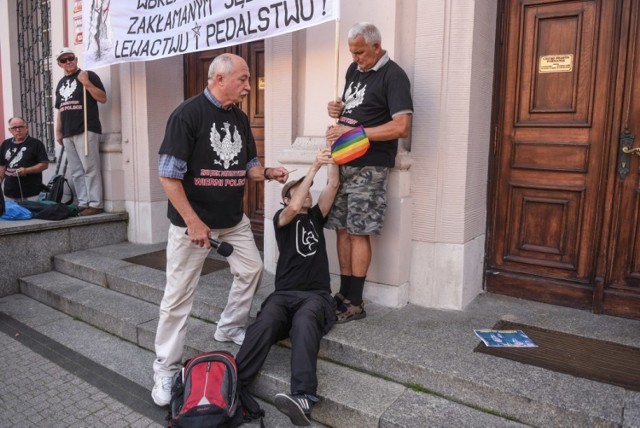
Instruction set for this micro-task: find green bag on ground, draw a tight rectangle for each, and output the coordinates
[18,200,79,220]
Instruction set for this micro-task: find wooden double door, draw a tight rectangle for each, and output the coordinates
[487,0,640,319]
[184,42,266,248]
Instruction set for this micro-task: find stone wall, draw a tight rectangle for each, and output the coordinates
[0,214,128,296]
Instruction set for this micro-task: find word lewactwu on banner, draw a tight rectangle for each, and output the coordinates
[83,0,340,69]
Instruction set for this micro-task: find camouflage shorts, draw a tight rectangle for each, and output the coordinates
[326,166,389,235]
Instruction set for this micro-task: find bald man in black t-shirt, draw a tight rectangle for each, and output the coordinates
[151,54,290,407]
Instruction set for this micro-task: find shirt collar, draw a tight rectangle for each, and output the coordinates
[358,51,390,72]
[12,135,28,144]
[203,88,231,110]
[66,68,81,77]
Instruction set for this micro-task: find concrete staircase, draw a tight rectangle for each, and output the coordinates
[8,228,639,427]
[12,240,524,428]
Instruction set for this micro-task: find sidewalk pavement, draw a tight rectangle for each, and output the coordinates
[0,310,166,428]
[0,297,324,428]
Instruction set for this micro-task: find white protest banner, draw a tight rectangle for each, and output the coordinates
[83,0,340,69]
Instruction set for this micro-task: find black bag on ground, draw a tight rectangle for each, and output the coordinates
[44,174,71,204]
[43,146,73,205]
[0,189,4,216]
[18,200,77,220]
[168,350,244,428]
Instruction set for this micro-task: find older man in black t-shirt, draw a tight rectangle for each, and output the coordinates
[54,47,107,216]
[0,117,49,201]
[326,22,413,323]
[151,53,290,408]
[235,147,339,426]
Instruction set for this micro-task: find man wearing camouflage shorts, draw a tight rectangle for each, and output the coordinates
[328,166,388,235]
[326,22,413,323]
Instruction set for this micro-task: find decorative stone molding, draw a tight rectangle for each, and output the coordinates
[278,136,414,170]
[100,132,123,153]
[278,136,326,165]
[395,148,413,171]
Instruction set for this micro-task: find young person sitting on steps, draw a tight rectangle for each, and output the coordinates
[235,146,339,426]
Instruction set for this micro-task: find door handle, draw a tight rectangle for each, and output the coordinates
[618,129,636,179]
[622,146,640,157]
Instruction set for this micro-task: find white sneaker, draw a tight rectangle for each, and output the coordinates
[151,374,173,406]
[214,328,245,345]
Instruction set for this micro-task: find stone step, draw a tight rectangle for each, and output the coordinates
[44,242,631,427]
[0,211,128,297]
[0,294,325,428]
[52,243,274,323]
[18,269,521,427]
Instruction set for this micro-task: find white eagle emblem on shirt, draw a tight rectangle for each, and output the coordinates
[210,121,242,169]
[59,79,77,102]
[343,81,367,114]
[7,147,25,168]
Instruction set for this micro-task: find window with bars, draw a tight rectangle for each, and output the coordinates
[17,0,55,161]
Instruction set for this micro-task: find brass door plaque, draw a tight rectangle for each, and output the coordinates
[538,54,573,73]
[258,77,265,90]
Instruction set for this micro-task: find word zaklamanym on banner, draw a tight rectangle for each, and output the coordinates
[83,0,339,68]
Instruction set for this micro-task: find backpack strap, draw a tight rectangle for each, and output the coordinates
[55,145,65,175]
[239,387,265,427]
[62,178,74,205]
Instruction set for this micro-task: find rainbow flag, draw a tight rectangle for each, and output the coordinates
[331,125,370,165]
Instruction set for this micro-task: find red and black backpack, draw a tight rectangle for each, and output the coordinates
[168,351,243,428]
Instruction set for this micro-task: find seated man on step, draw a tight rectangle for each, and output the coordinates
[236,146,339,426]
[0,117,49,202]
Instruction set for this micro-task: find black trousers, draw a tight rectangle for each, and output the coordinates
[236,290,335,395]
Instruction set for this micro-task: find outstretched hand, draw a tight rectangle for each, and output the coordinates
[268,166,289,183]
[314,148,334,168]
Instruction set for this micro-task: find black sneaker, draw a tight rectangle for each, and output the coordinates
[274,393,315,426]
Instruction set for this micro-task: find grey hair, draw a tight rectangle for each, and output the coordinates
[8,116,26,125]
[208,54,235,79]
[348,22,381,45]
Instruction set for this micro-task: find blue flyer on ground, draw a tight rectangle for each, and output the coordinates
[474,329,538,347]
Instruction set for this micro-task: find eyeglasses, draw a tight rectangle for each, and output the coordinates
[58,56,76,64]
[9,126,26,131]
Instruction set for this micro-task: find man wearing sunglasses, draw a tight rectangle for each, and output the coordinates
[0,117,49,201]
[54,47,107,216]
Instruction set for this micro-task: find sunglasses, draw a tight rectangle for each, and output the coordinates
[58,56,76,64]
[9,125,26,131]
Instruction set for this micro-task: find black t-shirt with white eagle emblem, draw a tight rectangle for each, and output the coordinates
[337,59,413,167]
[159,92,257,229]
[55,69,104,137]
[0,136,49,198]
